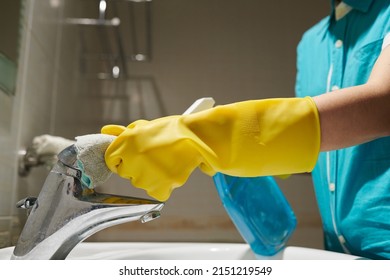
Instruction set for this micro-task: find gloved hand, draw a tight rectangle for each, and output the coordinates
[102,97,320,201]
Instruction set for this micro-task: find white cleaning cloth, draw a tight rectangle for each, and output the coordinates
[74,134,116,188]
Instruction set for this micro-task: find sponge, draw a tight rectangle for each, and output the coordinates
[74,134,116,188]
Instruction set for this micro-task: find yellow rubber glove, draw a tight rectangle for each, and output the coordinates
[102,97,320,201]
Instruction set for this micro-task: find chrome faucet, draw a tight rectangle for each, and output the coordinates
[12,144,164,260]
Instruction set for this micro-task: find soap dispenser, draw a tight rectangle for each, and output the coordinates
[213,173,297,258]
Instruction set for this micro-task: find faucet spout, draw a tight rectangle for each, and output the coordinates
[12,144,164,260]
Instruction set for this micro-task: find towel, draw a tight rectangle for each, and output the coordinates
[74,134,116,188]
[32,134,76,156]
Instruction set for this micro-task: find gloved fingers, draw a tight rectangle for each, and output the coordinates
[101,119,150,136]
[104,151,122,174]
[131,171,191,202]
[101,124,127,136]
[104,136,128,174]
[130,178,174,202]
[118,143,200,201]
[127,155,197,201]
[147,188,173,202]
[127,119,149,129]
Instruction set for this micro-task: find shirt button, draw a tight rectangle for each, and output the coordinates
[331,85,340,91]
[338,235,346,245]
[335,39,343,48]
[329,183,336,192]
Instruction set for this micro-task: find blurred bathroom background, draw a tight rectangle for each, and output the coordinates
[0,0,329,249]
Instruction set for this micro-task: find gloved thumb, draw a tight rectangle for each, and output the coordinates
[101,124,126,136]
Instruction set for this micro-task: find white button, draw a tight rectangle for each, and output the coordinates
[329,183,336,192]
[331,85,340,91]
[338,235,346,244]
[335,39,343,48]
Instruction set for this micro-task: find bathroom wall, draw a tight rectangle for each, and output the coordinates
[0,0,329,249]
[0,0,81,247]
[67,0,329,248]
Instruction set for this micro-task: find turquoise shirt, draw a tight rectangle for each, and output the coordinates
[295,0,390,259]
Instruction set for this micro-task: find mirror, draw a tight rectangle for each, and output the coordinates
[0,0,22,96]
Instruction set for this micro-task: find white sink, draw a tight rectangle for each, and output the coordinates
[0,242,360,260]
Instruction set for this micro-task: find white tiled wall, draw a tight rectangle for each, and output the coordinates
[0,0,328,250]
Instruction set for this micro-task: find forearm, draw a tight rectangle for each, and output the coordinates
[313,85,390,151]
[313,46,390,151]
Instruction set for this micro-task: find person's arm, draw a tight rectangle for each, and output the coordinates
[313,46,390,151]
